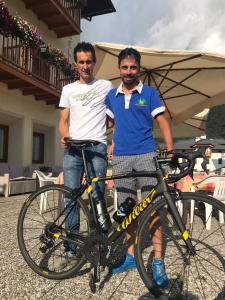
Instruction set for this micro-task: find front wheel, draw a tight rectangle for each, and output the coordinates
[17,184,91,280]
[135,192,225,299]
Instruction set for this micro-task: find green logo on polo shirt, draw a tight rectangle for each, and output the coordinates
[135,98,147,106]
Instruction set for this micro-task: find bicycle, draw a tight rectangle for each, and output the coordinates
[17,139,225,300]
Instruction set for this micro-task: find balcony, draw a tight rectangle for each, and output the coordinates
[22,0,84,37]
[0,34,74,106]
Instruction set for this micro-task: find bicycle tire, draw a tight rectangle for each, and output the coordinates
[17,184,91,280]
[135,192,225,299]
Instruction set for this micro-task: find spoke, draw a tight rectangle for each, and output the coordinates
[24,236,42,242]
[166,255,185,270]
[190,208,213,244]
[28,202,51,224]
[193,256,207,299]
[34,247,43,260]
[197,240,225,252]
[23,227,45,230]
[196,252,225,273]
[219,223,225,240]
[45,189,59,221]
[23,215,48,226]
[186,257,190,298]
[196,248,225,256]
[168,260,187,296]
[26,239,42,253]
[188,258,205,299]
[194,222,225,249]
[194,255,221,293]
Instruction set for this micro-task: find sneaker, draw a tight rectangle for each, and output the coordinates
[53,250,80,271]
[152,258,169,288]
[111,253,136,274]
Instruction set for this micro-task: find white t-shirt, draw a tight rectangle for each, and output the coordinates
[59,79,113,143]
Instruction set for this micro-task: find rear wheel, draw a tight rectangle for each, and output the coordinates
[17,184,91,280]
[135,192,225,299]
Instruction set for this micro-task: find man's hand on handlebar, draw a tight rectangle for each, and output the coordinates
[157,145,211,183]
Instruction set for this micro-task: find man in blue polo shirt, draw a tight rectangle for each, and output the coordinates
[106,48,173,287]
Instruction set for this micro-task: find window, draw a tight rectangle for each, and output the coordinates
[32,132,44,163]
[0,124,9,162]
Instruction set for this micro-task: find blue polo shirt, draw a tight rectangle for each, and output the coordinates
[106,82,165,155]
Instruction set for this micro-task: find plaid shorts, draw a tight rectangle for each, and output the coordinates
[112,152,157,205]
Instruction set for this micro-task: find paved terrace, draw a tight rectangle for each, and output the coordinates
[0,194,156,300]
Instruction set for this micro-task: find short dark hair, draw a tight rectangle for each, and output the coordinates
[118,47,141,66]
[73,41,96,63]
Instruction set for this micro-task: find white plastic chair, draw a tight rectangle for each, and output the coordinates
[35,170,57,214]
[191,175,225,230]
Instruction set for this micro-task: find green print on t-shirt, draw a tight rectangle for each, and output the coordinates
[71,90,100,102]
[135,98,147,106]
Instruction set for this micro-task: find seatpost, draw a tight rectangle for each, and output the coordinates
[81,146,100,226]
[81,147,90,181]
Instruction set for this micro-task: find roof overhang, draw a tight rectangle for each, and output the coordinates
[81,0,116,21]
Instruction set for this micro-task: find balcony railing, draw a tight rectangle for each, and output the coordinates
[0,34,73,92]
[22,0,84,37]
[59,0,82,22]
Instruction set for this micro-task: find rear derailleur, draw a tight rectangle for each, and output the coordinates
[39,222,62,253]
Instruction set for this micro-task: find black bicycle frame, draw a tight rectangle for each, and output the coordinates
[59,148,195,254]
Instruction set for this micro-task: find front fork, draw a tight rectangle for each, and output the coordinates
[164,191,196,256]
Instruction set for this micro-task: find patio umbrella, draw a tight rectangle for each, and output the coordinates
[154,108,209,138]
[94,42,225,124]
[159,138,225,151]
[184,108,209,131]
[158,139,195,150]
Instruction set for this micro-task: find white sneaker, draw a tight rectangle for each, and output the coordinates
[53,251,80,271]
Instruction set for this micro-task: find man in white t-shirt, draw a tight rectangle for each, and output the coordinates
[59,42,112,252]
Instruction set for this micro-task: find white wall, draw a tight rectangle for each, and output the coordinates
[0,83,63,167]
[0,1,81,168]
[9,118,23,165]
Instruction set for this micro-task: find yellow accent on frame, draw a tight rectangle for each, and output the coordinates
[53,233,61,239]
[117,188,156,231]
[183,230,189,240]
[87,185,93,193]
[92,177,99,182]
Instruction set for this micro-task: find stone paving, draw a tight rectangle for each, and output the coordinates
[2,193,225,300]
[0,194,155,300]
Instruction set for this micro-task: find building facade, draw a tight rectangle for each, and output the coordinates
[0,0,115,171]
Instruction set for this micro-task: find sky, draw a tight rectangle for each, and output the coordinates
[81,0,225,53]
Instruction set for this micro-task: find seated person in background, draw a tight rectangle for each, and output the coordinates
[176,173,215,193]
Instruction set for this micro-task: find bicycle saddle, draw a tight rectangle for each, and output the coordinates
[64,137,100,148]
